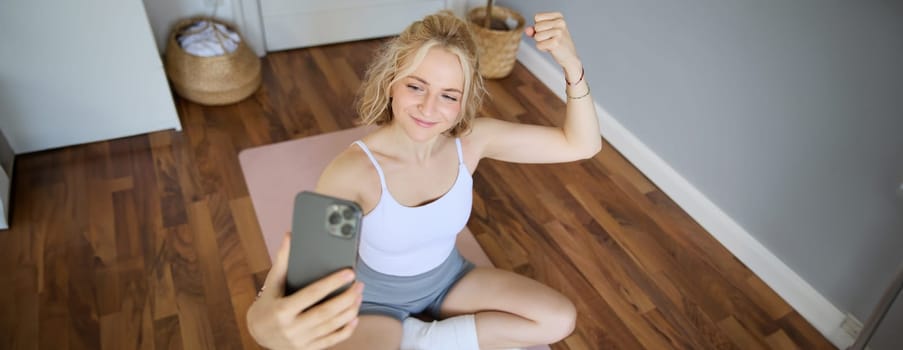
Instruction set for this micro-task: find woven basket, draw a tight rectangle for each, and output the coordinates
[164,17,261,106]
[466,6,525,79]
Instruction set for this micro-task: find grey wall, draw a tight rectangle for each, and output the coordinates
[494,0,903,347]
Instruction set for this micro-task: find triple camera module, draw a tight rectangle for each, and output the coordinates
[324,203,359,239]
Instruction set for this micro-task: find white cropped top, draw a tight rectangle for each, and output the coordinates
[353,139,473,276]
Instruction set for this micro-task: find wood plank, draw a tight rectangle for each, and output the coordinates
[775,312,836,350]
[765,329,800,350]
[109,176,134,192]
[334,58,363,95]
[309,46,344,95]
[230,197,271,273]
[121,135,166,272]
[149,131,189,228]
[485,79,527,117]
[595,141,657,195]
[37,184,70,350]
[175,292,216,350]
[153,315,182,350]
[186,201,244,349]
[543,220,673,349]
[100,312,123,350]
[62,142,94,335]
[120,258,155,350]
[113,190,143,262]
[718,316,770,350]
[14,267,40,350]
[744,274,793,320]
[294,52,341,132]
[230,291,263,350]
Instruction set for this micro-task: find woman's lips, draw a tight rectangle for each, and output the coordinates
[412,116,437,128]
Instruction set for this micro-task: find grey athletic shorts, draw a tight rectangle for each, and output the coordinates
[357,247,475,321]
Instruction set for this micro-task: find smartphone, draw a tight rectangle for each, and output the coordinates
[285,191,362,299]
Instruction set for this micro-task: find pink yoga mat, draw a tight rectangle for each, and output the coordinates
[238,126,549,350]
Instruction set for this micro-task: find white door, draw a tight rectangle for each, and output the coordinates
[0,0,182,154]
[260,0,446,51]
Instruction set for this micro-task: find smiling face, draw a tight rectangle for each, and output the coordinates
[389,46,465,142]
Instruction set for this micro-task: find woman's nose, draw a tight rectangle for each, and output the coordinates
[420,95,438,117]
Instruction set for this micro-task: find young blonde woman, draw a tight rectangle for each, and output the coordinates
[247,10,600,350]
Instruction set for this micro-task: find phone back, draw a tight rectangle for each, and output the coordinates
[285,191,362,296]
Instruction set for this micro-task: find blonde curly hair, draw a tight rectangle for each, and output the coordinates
[355,11,485,136]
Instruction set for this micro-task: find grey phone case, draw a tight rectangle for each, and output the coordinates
[285,191,362,297]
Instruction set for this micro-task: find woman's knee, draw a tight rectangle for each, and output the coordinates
[537,294,577,343]
[330,315,402,350]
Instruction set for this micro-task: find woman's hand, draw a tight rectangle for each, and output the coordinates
[246,234,363,349]
[525,12,582,83]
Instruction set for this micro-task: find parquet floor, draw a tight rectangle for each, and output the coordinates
[0,38,836,349]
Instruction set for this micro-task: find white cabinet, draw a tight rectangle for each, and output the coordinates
[0,0,182,154]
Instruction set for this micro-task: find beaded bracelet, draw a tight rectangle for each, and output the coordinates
[565,67,585,86]
[567,85,591,100]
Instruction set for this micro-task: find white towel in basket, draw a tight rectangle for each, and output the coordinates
[177,20,241,57]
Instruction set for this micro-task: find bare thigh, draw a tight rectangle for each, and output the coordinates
[440,267,572,319]
[439,267,576,347]
[329,315,402,350]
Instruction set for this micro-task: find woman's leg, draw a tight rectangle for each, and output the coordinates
[438,267,577,349]
[330,315,402,350]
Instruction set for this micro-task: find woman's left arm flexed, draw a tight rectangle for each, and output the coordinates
[469,12,601,164]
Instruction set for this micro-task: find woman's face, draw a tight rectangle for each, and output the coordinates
[389,47,464,142]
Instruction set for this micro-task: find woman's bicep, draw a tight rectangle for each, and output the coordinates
[472,118,589,164]
[313,154,365,203]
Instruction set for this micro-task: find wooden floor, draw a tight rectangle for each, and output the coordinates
[0,38,836,349]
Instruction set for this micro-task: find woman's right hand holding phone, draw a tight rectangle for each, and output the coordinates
[247,234,364,349]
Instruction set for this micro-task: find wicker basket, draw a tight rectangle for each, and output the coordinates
[466,6,525,79]
[164,17,261,106]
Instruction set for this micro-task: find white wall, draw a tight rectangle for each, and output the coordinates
[0,0,181,154]
[143,0,469,57]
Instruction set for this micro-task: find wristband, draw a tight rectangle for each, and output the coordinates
[565,67,585,86]
[566,85,591,100]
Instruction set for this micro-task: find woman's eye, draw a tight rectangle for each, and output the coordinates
[443,94,459,102]
[407,84,423,92]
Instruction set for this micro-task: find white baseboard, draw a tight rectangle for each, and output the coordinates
[515,42,855,349]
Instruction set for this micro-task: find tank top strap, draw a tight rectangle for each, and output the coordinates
[352,140,388,189]
[454,138,465,165]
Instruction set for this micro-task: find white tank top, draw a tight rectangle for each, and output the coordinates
[353,139,473,276]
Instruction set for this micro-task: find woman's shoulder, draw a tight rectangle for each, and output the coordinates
[314,143,379,203]
[460,117,504,157]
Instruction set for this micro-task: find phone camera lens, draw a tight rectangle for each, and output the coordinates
[341,224,353,237]
[328,212,341,225]
[342,208,355,220]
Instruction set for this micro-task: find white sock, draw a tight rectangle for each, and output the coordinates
[400,314,480,350]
